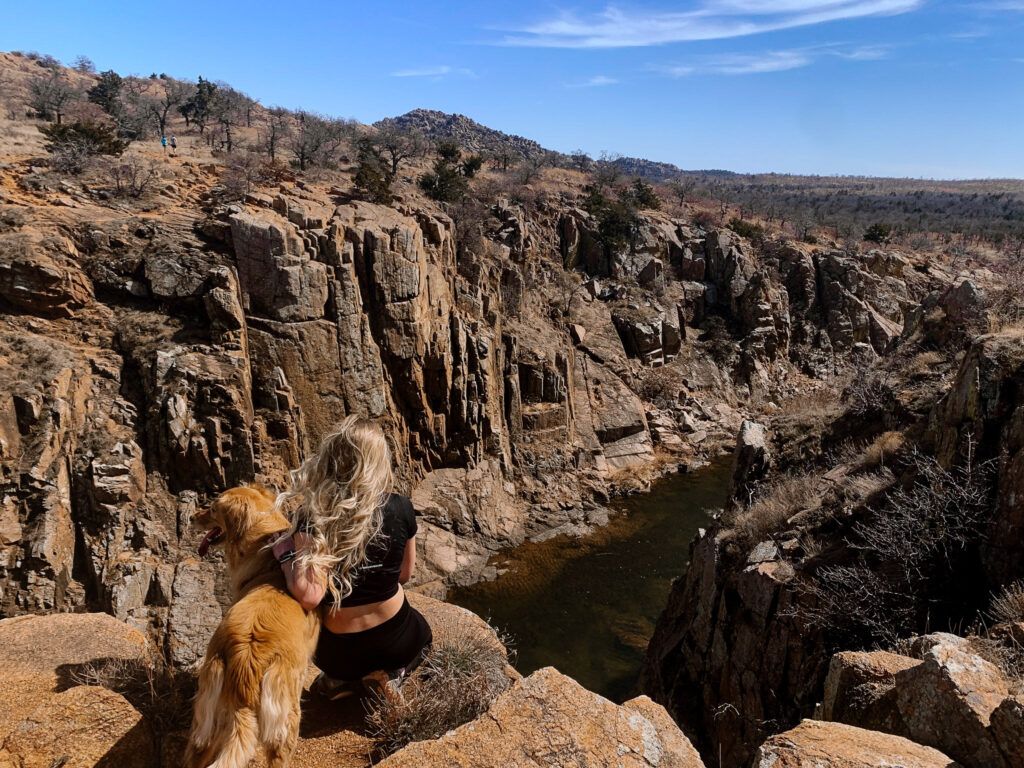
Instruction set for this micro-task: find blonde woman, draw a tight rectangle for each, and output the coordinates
[270,417,432,697]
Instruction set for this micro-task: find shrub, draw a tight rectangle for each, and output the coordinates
[219,153,272,201]
[436,140,461,162]
[104,156,159,198]
[583,187,636,254]
[864,223,892,243]
[366,630,512,756]
[990,581,1024,625]
[845,374,895,418]
[623,178,661,210]
[461,154,484,179]
[728,217,765,241]
[985,261,1024,330]
[418,160,468,202]
[795,445,995,647]
[40,121,128,156]
[635,366,685,404]
[352,137,396,204]
[87,70,124,117]
[72,55,96,73]
[691,209,717,229]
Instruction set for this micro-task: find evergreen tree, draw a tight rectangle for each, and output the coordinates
[87,70,123,117]
[179,77,217,134]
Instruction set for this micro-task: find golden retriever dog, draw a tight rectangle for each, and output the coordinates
[184,486,320,768]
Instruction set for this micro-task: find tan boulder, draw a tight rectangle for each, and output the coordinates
[895,638,1010,768]
[752,720,960,768]
[821,650,920,736]
[378,666,704,768]
[0,613,153,763]
[991,696,1024,768]
[2,685,155,768]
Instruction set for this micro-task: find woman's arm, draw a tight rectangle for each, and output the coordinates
[399,535,417,584]
[276,532,327,610]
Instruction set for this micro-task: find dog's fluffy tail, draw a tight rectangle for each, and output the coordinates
[207,709,259,768]
[189,656,225,752]
[259,658,302,749]
[185,655,260,768]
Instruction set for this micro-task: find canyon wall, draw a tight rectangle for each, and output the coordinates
[0,147,943,670]
[642,281,1024,767]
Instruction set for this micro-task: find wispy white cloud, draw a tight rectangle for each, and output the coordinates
[654,42,890,76]
[832,44,890,59]
[391,65,451,77]
[948,29,990,39]
[497,0,923,48]
[713,49,815,73]
[390,65,477,78]
[566,74,620,87]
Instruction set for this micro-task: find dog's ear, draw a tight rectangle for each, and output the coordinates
[215,489,258,538]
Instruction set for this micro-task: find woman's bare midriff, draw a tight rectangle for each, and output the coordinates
[322,584,405,634]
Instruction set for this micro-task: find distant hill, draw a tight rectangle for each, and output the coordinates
[375,109,550,161]
[378,109,704,181]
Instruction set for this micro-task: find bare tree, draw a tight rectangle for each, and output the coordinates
[490,145,519,172]
[666,176,696,208]
[570,149,592,172]
[29,73,76,124]
[211,85,248,152]
[289,112,347,171]
[590,151,622,191]
[515,155,544,185]
[144,79,193,137]
[371,124,427,176]
[259,106,291,162]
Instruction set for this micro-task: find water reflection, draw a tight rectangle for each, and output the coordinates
[448,458,732,702]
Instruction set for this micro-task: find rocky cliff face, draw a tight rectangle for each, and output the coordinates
[0,130,942,668]
[642,281,1024,767]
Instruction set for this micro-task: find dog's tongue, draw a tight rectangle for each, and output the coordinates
[198,527,222,558]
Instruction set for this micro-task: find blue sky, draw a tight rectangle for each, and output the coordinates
[4,1,1023,178]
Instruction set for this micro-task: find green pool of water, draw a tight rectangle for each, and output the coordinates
[448,458,732,702]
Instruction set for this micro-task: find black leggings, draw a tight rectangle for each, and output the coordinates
[315,597,433,681]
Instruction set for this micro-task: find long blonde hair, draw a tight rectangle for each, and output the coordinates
[277,416,393,607]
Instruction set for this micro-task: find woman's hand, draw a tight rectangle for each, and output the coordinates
[280,532,327,610]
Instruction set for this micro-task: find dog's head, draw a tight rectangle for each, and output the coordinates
[194,486,280,558]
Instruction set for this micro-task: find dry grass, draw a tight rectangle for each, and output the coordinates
[801,535,825,560]
[774,387,843,422]
[69,655,196,735]
[366,628,513,757]
[968,636,1024,696]
[990,581,1024,625]
[907,351,944,378]
[860,431,906,470]
[724,471,820,546]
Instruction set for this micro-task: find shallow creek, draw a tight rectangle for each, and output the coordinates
[448,458,733,702]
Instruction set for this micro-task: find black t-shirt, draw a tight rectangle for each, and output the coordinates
[331,494,417,608]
